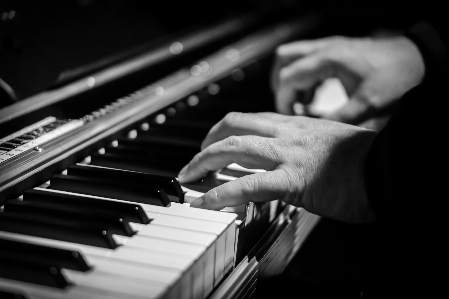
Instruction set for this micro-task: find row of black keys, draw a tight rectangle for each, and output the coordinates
[0,74,270,292]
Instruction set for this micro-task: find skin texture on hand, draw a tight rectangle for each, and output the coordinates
[271,35,425,124]
[178,112,378,223]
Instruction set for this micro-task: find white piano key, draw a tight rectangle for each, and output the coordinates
[182,186,204,203]
[226,163,266,173]
[164,204,237,273]
[134,201,236,289]
[114,235,205,258]
[87,255,180,285]
[144,211,227,235]
[62,269,167,299]
[115,234,206,299]
[28,187,238,294]
[144,212,228,284]
[220,204,247,214]
[0,231,193,298]
[132,223,216,245]
[224,220,236,273]
[135,212,228,288]
[0,277,141,299]
[168,202,237,224]
[128,223,216,297]
[214,173,238,181]
[199,245,215,297]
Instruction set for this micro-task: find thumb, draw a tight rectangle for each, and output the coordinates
[325,95,373,125]
[275,55,332,115]
[275,86,297,115]
[189,170,297,210]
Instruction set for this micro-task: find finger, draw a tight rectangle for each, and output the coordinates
[280,54,334,90]
[276,40,325,58]
[189,169,298,210]
[274,86,297,115]
[257,112,330,130]
[271,40,328,92]
[256,112,296,122]
[179,135,282,183]
[275,55,334,115]
[201,112,279,150]
[271,41,321,93]
[270,55,286,92]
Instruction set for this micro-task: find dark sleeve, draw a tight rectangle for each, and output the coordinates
[362,49,448,298]
[364,79,446,227]
[358,7,449,296]
[365,10,448,227]
[406,22,449,81]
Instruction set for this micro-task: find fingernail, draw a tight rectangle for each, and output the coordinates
[178,165,188,181]
[190,196,204,208]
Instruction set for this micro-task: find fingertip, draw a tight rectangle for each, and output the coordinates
[190,196,204,209]
[276,44,287,56]
[177,165,188,182]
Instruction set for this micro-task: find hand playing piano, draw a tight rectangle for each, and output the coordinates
[178,112,378,223]
[271,34,425,124]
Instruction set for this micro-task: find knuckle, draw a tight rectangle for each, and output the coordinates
[266,139,284,163]
[278,166,303,203]
[190,151,207,170]
[328,35,347,45]
[204,188,222,210]
[190,152,202,165]
[270,125,282,137]
[210,188,221,203]
[279,67,291,82]
[224,135,243,150]
[240,177,260,200]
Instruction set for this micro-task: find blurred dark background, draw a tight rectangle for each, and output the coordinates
[0,0,424,108]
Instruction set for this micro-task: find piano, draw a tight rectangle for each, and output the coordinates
[0,1,365,298]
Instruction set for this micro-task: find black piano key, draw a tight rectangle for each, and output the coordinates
[67,164,184,203]
[219,168,251,178]
[49,174,171,207]
[7,138,28,145]
[134,133,201,150]
[21,134,37,139]
[0,212,118,249]
[0,290,28,299]
[24,189,150,224]
[91,152,180,178]
[104,144,194,168]
[181,174,228,193]
[114,138,200,157]
[156,118,215,133]
[143,126,208,142]
[92,150,187,178]
[0,142,17,149]
[0,257,70,289]
[0,238,91,272]
[3,200,135,237]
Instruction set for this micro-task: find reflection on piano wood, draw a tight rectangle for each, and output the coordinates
[0,13,321,299]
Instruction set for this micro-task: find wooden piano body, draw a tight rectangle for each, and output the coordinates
[0,3,378,298]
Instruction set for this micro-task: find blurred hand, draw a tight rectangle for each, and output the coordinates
[178,112,378,223]
[271,35,425,124]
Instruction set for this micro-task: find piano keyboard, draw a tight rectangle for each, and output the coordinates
[0,117,265,299]
[0,58,275,299]
[0,159,265,299]
[0,16,321,299]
